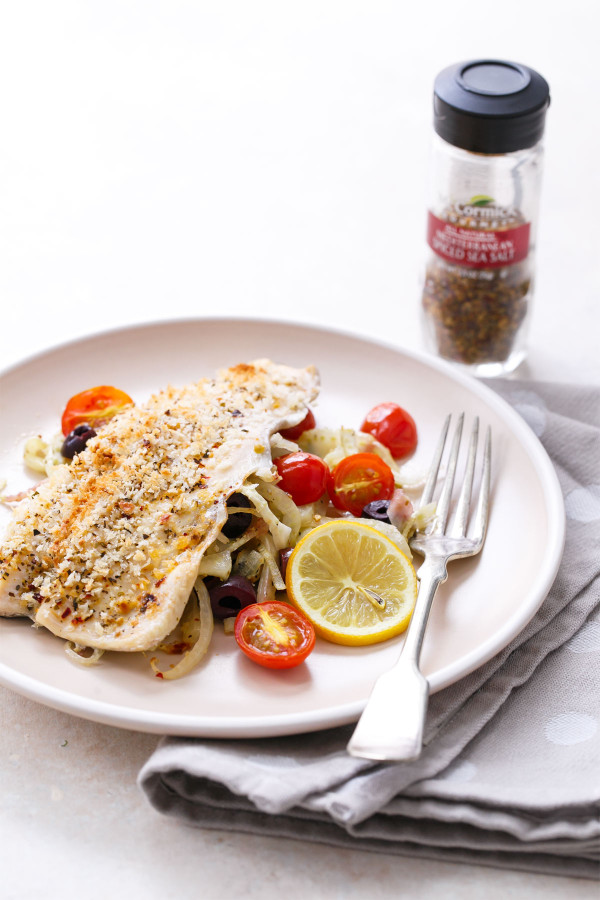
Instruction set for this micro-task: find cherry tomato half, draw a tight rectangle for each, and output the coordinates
[61,386,134,436]
[278,409,316,441]
[274,452,328,506]
[234,601,316,669]
[361,402,417,459]
[328,452,395,517]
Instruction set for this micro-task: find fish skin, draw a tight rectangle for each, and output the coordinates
[0,359,319,652]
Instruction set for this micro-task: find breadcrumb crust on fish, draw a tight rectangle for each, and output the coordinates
[0,359,319,652]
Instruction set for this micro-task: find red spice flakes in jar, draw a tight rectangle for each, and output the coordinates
[422,201,531,366]
[421,60,550,376]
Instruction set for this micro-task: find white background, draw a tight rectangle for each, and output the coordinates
[1,2,598,898]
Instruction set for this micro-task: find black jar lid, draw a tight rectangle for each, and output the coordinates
[433,59,550,153]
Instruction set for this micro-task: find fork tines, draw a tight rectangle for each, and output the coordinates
[422,414,491,544]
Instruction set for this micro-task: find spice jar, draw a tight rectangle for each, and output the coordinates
[421,60,550,375]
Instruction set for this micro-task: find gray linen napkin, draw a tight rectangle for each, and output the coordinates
[138,380,600,880]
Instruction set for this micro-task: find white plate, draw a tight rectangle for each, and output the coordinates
[0,318,565,737]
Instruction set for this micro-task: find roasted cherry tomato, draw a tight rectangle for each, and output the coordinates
[274,452,328,506]
[328,452,395,517]
[234,601,316,669]
[278,409,316,441]
[361,402,417,459]
[61,386,134,436]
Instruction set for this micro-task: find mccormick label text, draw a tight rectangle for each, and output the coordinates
[427,211,530,269]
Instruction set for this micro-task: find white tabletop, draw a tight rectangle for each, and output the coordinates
[1,3,598,898]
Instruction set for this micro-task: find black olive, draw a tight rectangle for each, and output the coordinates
[279,548,292,581]
[61,424,97,459]
[207,575,256,620]
[361,499,391,523]
[221,492,253,538]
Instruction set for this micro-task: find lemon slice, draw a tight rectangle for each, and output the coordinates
[285,520,417,646]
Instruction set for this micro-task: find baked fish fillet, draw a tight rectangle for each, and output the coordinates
[0,359,319,651]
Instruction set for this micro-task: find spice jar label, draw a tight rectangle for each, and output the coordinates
[427,211,530,269]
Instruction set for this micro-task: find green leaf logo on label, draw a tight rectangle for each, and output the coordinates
[470,195,495,207]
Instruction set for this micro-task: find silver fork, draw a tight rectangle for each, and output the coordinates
[347,413,491,762]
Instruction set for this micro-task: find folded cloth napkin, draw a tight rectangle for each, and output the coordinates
[138,380,600,880]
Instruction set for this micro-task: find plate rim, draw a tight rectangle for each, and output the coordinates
[0,315,566,737]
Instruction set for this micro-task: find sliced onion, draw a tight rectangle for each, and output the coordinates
[223,616,236,635]
[64,642,105,666]
[232,548,263,581]
[150,582,214,680]
[257,482,302,546]
[23,434,64,476]
[256,560,275,604]
[226,520,268,551]
[196,549,232,580]
[237,483,291,550]
[388,489,414,529]
[270,432,299,455]
[402,501,437,539]
[258,533,286,591]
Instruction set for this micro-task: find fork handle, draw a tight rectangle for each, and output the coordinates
[402,556,448,665]
[346,558,447,761]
